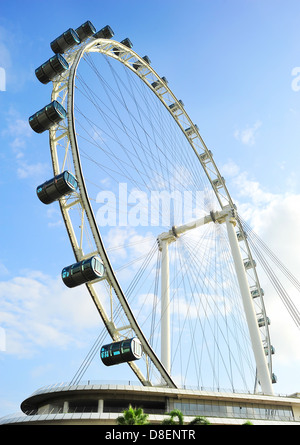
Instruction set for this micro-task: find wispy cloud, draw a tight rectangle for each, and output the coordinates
[0,269,100,358]
[2,109,48,179]
[2,111,32,156]
[234,121,262,146]
[17,160,48,179]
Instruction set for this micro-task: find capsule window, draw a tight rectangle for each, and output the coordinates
[101,347,109,359]
[111,343,121,356]
[93,257,104,275]
[121,340,131,353]
[62,269,69,279]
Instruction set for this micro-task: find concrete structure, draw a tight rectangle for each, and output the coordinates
[1,383,300,425]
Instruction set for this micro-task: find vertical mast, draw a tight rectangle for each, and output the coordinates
[160,239,171,375]
[225,213,273,395]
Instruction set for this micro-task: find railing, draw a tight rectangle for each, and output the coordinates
[28,380,294,398]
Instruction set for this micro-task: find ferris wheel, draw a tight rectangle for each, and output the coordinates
[29,21,276,395]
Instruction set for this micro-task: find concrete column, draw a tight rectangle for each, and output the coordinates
[98,399,104,414]
[63,401,69,413]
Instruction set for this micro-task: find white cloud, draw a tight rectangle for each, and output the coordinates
[106,227,156,262]
[0,269,100,358]
[46,206,60,220]
[234,121,262,146]
[2,110,48,180]
[2,114,32,155]
[221,160,240,178]
[17,160,48,179]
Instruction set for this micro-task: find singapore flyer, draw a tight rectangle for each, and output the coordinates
[28,19,281,395]
[1,2,300,425]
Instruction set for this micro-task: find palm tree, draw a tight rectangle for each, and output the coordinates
[188,416,211,425]
[161,409,184,425]
[162,409,211,425]
[116,405,149,425]
[117,406,211,426]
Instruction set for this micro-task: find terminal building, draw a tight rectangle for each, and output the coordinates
[1,382,300,425]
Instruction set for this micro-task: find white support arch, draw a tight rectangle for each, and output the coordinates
[41,34,274,390]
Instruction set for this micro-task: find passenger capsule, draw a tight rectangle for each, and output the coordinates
[185,124,199,137]
[264,345,275,355]
[169,99,184,113]
[29,100,66,133]
[236,230,247,242]
[151,76,168,91]
[62,256,105,288]
[258,316,270,327]
[92,25,114,40]
[35,54,69,84]
[212,177,225,189]
[251,287,264,298]
[36,171,78,204]
[50,28,81,54]
[243,259,256,270]
[100,338,143,366]
[75,20,96,41]
[113,38,133,57]
[133,55,151,71]
[121,37,133,48]
[199,150,212,164]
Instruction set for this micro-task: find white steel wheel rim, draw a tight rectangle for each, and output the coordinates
[48,37,273,391]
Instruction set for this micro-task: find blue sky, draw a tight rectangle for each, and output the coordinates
[1,0,300,417]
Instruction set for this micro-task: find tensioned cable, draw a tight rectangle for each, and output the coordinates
[178,230,233,390]
[239,215,300,292]
[76,52,209,204]
[180,232,249,390]
[69,327,107,385]
[70,241,158,384]
[176,224,255,390]
[238,215,300,330]
[105,54,207,194]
